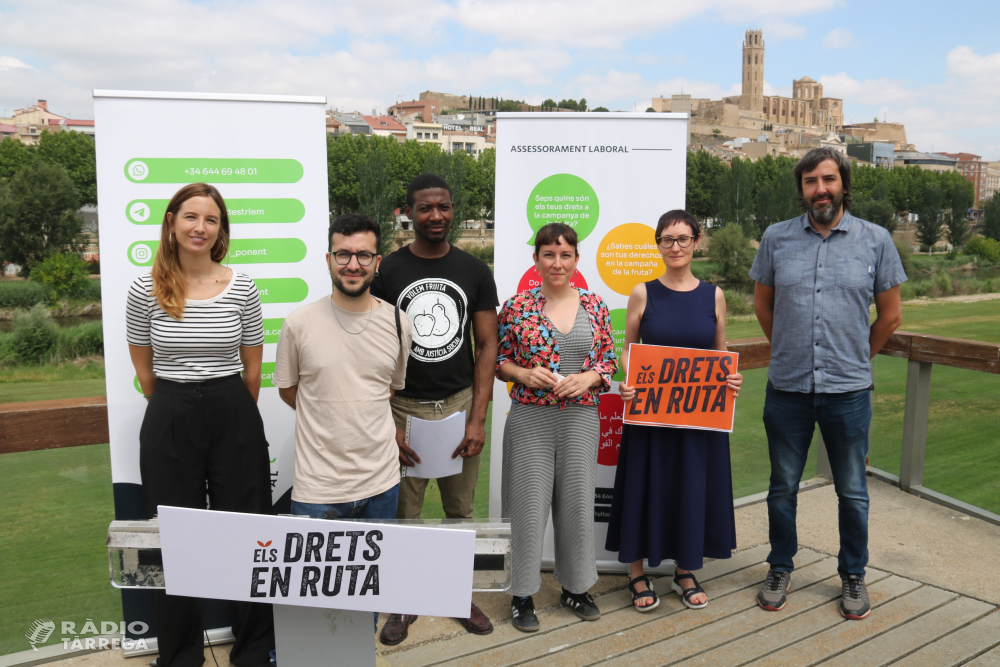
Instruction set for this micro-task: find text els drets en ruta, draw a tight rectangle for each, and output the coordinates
[249,530,383,599]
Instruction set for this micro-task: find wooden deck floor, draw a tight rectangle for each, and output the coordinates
[385,543,1000,667]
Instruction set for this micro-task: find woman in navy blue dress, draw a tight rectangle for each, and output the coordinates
[605,210,742,612]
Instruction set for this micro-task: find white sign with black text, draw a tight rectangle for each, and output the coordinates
[157,506,475,617]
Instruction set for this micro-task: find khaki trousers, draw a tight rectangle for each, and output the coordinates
[390,385,479,519]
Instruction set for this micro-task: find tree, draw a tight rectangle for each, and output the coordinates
[424,150,471,244]
[944,177,973,248]
[356,144,399,257]
[33,130,98,206]
[916,180,944,251]
[686,149,727,221]
[712,128,721,136]
[557,98,579,111]
[645,107,656,112]
[497,100,522,112]
[578,98,587,112]
[0,137,30,180]
[592,106,609,112]
[982,193,1000,241]
[465,147,495,220]
[708,224,755,289]
[752,168,800,239]
[30,252,91,302]
[0,157,83,275]
[851,181,897,234]
[714,157,756,234]
[542,99,557,109]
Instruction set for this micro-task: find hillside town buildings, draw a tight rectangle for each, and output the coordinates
[0,99,94,145]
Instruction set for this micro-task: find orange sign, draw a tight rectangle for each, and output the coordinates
[624,344,739,432]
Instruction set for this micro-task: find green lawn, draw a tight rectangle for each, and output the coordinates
[1,299,997,655]
[0,444,121,656]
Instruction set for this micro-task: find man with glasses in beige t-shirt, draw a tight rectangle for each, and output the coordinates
[275,213,411,522]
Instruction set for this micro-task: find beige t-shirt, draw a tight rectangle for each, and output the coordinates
[274,295,411,504]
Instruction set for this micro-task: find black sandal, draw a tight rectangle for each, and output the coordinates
[628,575,659,612]
[672,571,708,609]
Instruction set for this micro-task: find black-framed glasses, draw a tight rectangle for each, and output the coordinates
[331,251,376,266]
[655,235,695,249]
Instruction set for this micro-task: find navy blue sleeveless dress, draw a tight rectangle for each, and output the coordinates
[604,279,737,570]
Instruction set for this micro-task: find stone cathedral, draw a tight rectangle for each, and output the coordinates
[652,29,844,135]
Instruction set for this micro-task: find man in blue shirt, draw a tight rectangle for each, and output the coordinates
[749,147,905,620]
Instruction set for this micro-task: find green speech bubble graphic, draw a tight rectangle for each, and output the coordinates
[262,318,285,344]
[127,239,307,266]
[124,158,303,184]
[526,173,599,245]
[127,199,306,225]
[610,308,627,382]
[255,279,309,304]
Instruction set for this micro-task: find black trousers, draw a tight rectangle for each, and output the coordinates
[140,374,275,667]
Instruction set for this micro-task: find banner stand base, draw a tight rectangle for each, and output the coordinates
[274,606,373,666]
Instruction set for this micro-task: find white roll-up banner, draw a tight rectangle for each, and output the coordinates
[94,90,330,638]
[491,112,689,573]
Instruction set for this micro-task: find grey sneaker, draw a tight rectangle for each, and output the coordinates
[511,595,539,632]
[757,570,791,611]
[840,576,871,619]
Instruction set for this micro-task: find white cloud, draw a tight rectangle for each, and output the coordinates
[0,56,32,71]
[822,28,854,49]
[758,18,806,42]
[456,0,832,48]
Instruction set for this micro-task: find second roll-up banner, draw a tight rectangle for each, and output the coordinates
[491,112,689,572]
[94,90,331,646]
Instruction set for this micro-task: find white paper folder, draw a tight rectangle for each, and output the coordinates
[405,411,466,479]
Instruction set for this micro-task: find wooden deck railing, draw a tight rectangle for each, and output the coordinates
[3,330,998,522]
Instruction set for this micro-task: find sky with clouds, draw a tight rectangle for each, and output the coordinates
[1,0,998,159]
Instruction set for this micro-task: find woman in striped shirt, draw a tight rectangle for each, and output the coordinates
[126,183,274,666]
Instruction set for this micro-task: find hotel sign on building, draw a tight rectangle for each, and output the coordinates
[442,123,485,133]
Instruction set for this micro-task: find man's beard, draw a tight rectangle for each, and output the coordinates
[332,270,374,298]
[808,190,843,225]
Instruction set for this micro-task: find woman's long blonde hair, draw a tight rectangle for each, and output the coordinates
[151,183,230,319]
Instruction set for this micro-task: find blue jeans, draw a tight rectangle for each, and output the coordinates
[290,483,400,521]
[285,484,399,643]
[763,383,871,578]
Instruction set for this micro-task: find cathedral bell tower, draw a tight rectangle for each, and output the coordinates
[739,29,765,113]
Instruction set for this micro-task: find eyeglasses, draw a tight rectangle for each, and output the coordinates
[655,235,695,249]
[331,251,376,266]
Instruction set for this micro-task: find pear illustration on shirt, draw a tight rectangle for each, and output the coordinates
[430,300,451,336]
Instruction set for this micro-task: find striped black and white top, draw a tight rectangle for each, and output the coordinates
[126,272,265,382]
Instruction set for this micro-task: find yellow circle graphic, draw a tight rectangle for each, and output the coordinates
[596,223,664,296]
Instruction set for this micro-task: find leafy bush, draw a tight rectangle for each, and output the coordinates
[894,240,912,278]
[964,236,1000,266]
[0,281,51,309]
[30,252,91,302]
[723,289,755,316]
[11,304,59,364]
[87,259,100,274]
[899,281,916,301]
[80,279,101,302]
[464,244,494,264]
[708,224,756,289]
[931,272,953,297]
[56,319,103,358]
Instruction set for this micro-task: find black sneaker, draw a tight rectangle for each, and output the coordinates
[560,588,601,621]
[757,570,791,611]
[511,595,539,632]
[840,576,871,620]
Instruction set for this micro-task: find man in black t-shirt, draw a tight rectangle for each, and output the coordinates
[371,173,500,645]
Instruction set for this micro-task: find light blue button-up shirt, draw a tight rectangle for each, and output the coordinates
[749,212,907,394]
